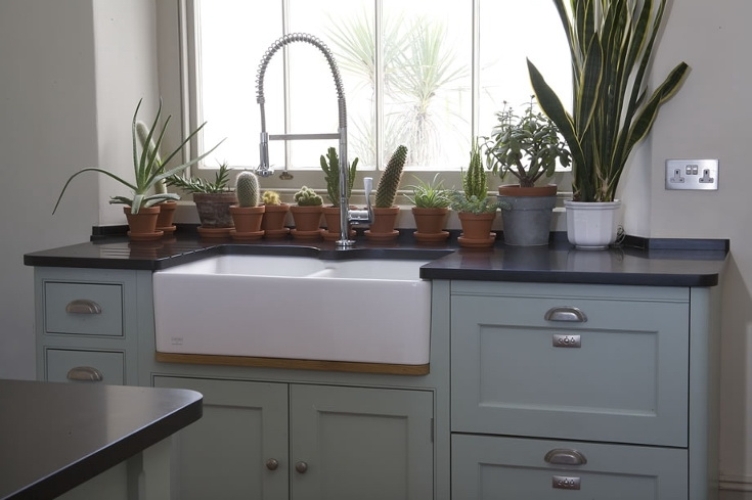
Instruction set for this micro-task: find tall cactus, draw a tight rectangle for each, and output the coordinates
[464,141,487,199]
[375,145,407,208]
[319,147,358,207]
[235,171,260,207]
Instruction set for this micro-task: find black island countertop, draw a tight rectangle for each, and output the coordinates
[23,229,729,287]
[0,379,202,500]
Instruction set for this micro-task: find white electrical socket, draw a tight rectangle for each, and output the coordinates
[665,159,718,190]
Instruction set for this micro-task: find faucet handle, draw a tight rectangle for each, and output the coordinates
[348,177,373,224]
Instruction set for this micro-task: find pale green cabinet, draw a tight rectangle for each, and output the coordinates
[154,376,434,500]
[448,281,720,500]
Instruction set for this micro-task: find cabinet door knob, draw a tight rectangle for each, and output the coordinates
[66,366,104,382]
[544,448,587,465]
[65,299,102,315]
[265,458,279,471]
[295,461,308,474]
[544,307,587,323]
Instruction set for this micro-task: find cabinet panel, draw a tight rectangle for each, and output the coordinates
[44,282,124,337]
[154,376,288,500]
[451,291,689,446]
[452,434,687,499]
[290,385,434,500]
[46,349,124,385]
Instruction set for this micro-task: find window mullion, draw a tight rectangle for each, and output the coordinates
[471,0,480,142]
[374,0,383,171]
[282,0,291,170]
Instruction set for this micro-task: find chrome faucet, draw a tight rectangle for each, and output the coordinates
[255,33,372,248]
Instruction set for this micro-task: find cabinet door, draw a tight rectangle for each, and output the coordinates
[290,385,434,500]
[452,434,687,499]
[451,286,689,446]
[154,376,288,500]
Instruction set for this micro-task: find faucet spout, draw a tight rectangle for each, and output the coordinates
[255,33,355,247]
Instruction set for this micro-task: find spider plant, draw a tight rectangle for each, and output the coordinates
[53,99,222,214]
[527,0,689,202]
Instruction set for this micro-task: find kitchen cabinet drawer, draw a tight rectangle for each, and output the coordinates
[452,434,687,499]
[45,348,125,385]
[44,281,124,337]
[451,286,690,446]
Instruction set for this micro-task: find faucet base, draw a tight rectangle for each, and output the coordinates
[336,239,356,248]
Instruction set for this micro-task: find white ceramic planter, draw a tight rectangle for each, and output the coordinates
[564,200,621,249]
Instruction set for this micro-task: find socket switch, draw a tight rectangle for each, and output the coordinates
[665,159,718,190]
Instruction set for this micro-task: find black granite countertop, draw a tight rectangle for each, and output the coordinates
[23,229,728,287]
[0,379,202,500]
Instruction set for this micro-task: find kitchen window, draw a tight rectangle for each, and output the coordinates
[162,0,571,192]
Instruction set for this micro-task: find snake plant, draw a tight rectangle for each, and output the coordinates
[54,99,222,214]
[527,0,689,202]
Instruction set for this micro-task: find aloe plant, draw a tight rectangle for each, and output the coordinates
[53,99,222,214]
[527,0,689,202]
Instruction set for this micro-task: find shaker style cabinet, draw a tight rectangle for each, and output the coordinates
[154,376,435,500]
[449,281,719,500]
[34,267,150,386]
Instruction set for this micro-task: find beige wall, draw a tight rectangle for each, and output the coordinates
[1,0,751,489]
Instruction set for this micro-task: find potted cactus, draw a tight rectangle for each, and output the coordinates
[229,171,265,240]
[260,190,290,239]
[290,186,323,239]
[366,145,407,241]
[450,140,499,248]
[405,173,452,243]
[320,147,358,241]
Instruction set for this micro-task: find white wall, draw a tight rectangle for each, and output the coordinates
[2,0,752,489]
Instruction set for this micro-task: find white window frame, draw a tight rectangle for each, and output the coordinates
[156,0,572,203]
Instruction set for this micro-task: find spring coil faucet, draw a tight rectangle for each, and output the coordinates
[255,33,372,247]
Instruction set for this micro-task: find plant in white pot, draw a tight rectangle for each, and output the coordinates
[483,97,570,246]
[527,0,689,249]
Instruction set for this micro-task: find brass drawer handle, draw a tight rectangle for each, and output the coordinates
[544,307,587,323]
[65,299,102,315]
[544,448,587,465]
[66,366,104,382]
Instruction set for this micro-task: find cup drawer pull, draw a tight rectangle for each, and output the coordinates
[544,307,587,322]
[65,299,102,315]
[553,334,581,348]
[66,366,104,382]
[544,448,587,465]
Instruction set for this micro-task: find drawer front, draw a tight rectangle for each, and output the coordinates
[452,434,687,499]
[44,282,124,337]
[45,349,125,385]
[451,292,689,446]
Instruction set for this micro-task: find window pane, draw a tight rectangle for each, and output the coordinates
[287,0,374,170]
[382,0,471,170]
[478,0,572,139]
[196,0,283,169]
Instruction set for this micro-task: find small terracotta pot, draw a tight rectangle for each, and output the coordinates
[412,207,449,234]
[262,204,290,230]
[155,200,178,231]
[458,211,497,248]
[124,206,160,237]
[365,206,400,241]
[230,205,265,233]
[290,205,323,232]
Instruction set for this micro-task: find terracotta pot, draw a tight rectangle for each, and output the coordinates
[458,211,497,248]
[261,203,290,239]
[155,200,178,233]
[193,192,237,228]
[412,207,449,234]
[123,206,160,239]
[230,205,265,233]
[321,206,355,241]
[365,206,400,241]
[290,205,323,232]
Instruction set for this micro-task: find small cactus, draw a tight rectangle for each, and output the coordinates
[375,145,407,208]
[262,190,282,206]
[235,171,260,207]
[319,147,358,206]
[294,186,323,206]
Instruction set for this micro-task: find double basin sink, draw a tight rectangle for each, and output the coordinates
[153,250,445,365]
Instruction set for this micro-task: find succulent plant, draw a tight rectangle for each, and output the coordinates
[319,147,358,207]
[166,162,232,194]
[262,190,282,206]
[235,171,260,207]
[450,140,499,215]
[404,173,452,209]
[294,186,323,206]
[375,145,407,208]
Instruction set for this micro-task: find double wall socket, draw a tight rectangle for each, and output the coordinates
[665,159,718,190]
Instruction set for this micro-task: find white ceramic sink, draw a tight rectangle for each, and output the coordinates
[153,255,432,365]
